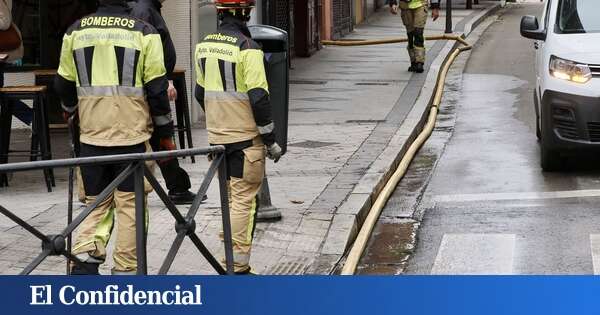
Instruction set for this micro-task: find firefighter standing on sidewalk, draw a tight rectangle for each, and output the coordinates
[54,0,174,275]
[194,0,282,274]
[388,0,441,73]
[129,0,202,205]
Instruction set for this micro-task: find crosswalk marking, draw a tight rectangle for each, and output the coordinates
[431,234,516,275]
[434,189,600,203]
[590,235,600,275]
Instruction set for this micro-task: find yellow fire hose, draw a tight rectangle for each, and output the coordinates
[321,36,472,275]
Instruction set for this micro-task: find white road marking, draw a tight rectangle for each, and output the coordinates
[434,189,600,203]
[431,234,516,275]
[590,235,600,275]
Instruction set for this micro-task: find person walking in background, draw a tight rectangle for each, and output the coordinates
[388,0,440,73]
[0,0,32,126]
[129,0,202,205]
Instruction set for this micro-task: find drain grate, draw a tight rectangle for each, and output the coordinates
[266,257,311,275]
[289,140,339,149]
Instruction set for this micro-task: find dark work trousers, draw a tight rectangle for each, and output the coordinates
[80,143,146,194]
[149,134,191,193]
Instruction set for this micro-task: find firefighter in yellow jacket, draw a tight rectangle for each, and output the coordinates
[389,0,440,73]
[54,0,174,275]
[194,0,282,274]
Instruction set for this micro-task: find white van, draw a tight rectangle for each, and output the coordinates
[521,0,600,171]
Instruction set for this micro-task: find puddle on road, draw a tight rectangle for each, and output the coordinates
[357,220,419,275]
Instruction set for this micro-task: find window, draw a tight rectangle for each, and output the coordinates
[10,0,97,69]
[557,0,600,33]
[543,0,552,30]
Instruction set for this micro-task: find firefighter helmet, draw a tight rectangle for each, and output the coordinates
[214,0,256,9]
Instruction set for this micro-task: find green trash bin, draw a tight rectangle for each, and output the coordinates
[248,25,289,155]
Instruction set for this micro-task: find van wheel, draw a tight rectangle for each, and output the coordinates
[541,143,562,172]
[536,118,541,140]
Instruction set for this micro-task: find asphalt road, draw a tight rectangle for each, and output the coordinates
[359,1,600,275]
[405,1,600,275]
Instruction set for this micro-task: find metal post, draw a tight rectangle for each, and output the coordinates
[134,162,147,275]
[466,0,472,10]
[66,116,76,275]
[257,176,282,222]
[445,0,453,34]
[217,154,235,275]
[66,165,73,275]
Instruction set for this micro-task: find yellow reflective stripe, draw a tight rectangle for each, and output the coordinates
[95,207,115,248]
[246,197,256,243]
[408,0,425,9]
[240,49,269,93]
[204,57,225,91]
[195,47,205,86]
[111,269,137,275]
[77,86,144,97]
[195,41,241,89]
[153,114,172,126]
[258,122,275,135]
[234,252,250,266]
[122,47,137,87]
[57,33,77,82]
[142,33,166,83]
[75,252,105,264]
[74,48,90,86]
[204,90,249,100]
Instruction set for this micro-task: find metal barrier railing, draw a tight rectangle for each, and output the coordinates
[0,146,236,275]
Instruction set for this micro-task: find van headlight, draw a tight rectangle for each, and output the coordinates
[550,55,591,84]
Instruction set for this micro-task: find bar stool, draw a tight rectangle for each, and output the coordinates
[168,69,195,163]
[0,86,55,192]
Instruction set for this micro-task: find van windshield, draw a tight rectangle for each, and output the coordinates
[557,0,600,33]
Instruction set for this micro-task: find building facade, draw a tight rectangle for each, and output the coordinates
[5,0,385,124]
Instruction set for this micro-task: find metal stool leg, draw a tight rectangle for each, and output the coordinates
[0,95,11,187]
[174,83,185,151]
[40,94,55,186]
[30,97,39,162]
[35,94,52,192]
[177,77,195,163]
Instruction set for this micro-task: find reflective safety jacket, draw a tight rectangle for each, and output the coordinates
[55,3,173,147]
[194,16,276,146]
[390,0,440,9]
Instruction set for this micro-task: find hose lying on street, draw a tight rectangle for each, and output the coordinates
[321,36,472,275]
[321,34,470,47]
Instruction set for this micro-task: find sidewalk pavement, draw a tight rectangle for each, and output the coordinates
[0,2,499,275]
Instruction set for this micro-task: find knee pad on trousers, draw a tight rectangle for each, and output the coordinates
[406,31,415,49]
[413,28,425,48]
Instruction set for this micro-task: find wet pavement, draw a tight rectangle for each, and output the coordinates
[0,4,500,275]
[361,1,600,275]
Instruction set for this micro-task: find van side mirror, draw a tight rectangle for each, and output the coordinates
[520,15,546,41]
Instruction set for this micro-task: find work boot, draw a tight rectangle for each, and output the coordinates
[408,62,417,72]
[235,267,257,275]
[168,190,207,205]
[71,262,100,275]
[414,62,424,73]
